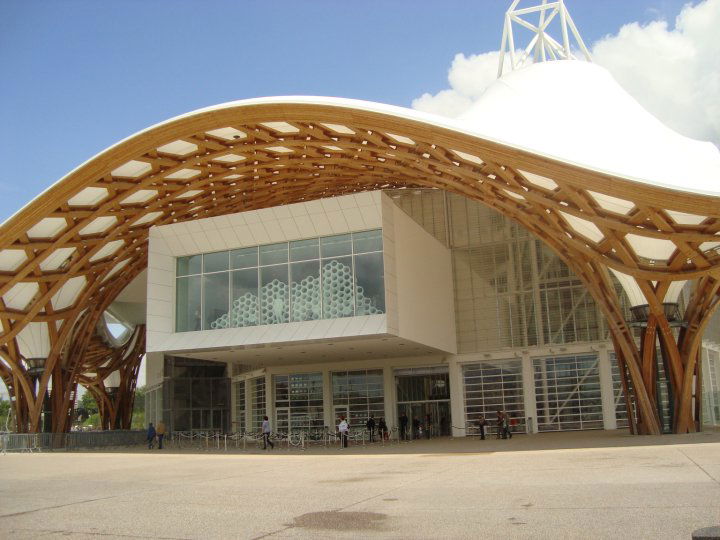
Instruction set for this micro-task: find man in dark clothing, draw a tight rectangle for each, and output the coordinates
[477,414,488,440]
[146,423,156,449]
[496,410,505,439]
[425,414,432,439]
[378,417,388,441]
[399,412,409,441]
[412,417,421,440]
[366,415,376,442]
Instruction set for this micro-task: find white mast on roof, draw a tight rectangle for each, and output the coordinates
[497,0,592,78]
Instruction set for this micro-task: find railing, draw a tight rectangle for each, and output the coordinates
[2,423,529,454]
[0,430,146,453]
[169,427,408,450]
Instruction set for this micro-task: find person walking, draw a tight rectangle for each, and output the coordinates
[496,410,505,439]
[366,415,376,443]
[504,412,513,439]
[399,412,409,441]
[146,422,156,449]
[477,414,487,440]
[425,414,432,439]
[412,417,420,440]
[262,415,274,450]
[156,420,166,449]
[378,417,388,441]
[338,416,349,448]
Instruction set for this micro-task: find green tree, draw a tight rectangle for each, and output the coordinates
[79,391,99,414]
[0,399,12,431]
[82,412,100,429]
[131,410,145,430]
[133,385,146,412]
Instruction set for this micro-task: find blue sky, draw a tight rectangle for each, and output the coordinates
[0,0,692,222]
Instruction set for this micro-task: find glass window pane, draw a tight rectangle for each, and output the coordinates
[354,252,385,314]
[321,234,351,258]
[260,264,289,324]
[260,243,288,266]
[231,247,258,269]
[192,379,210,407]
[290,238,319,262]
[231,269,259,327]
[203,251,229,273]
[290,261,321,321]
[177,255,201,276]
[322,256,354,318]
[352,230,383,253]
[203,272,230,329]
[176,275,202,331]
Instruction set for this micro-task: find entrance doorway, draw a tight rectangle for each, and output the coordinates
[397,401,451,438]
[395,366,452,437]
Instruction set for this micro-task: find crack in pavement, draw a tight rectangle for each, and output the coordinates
[0,495,119,519]
[9,527,190,539]
[677,448,720,486]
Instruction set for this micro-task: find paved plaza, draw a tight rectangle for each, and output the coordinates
[1,430,719,539]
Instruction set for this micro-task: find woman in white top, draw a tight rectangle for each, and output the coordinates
[338,416,349,448]
[262,415,274,450]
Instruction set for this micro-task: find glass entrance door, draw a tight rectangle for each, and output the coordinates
[395,366,452,437]
[397,401,451,438]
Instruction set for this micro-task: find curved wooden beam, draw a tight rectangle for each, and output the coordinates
[0,101,717,434]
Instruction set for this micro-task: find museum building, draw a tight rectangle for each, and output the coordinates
[2,1,719,437]
[142,186,720,437]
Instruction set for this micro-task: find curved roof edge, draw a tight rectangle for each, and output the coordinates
[7,75,720,229]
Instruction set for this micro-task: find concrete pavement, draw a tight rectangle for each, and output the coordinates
[1,430,719,539]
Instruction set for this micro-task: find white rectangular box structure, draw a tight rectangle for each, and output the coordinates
[146,192,456,361]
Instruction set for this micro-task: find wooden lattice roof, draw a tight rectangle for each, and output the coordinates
[0,93,717,435]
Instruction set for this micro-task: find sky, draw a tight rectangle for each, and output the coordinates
[1,0,718,398]
[1,0,715,224]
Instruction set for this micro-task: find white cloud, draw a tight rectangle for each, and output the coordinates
[412,51,505,117]
[412,0,720,145]
[593,0,720,144]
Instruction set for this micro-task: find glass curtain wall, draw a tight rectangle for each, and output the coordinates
[387,190,627,354]
[609,353,632,429]
[331,369,384,430]
[145,386,162,427]
[533,355,603,431]
[175,230,384,332]
[164,357,228,432]
[249,376,266,432]
[396,367,452,437]
[463,360,525,435]
[274,372,324,434]
[704,347,720,425]
[233,380,246,433]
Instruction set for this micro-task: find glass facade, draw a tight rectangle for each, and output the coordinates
[233,380,246,433]
[610,353,632,429]
[533,355,603,431]
[704,346,720,425]
[463,360,525,434]
[389,189,624,353]
[164,357,229,432]
[395,367,452,437]
[145,385,163,427]
[274,372,324,434]
[175,230,384,332]
[396,369,450,403]
[332,369,384,430]
[249,376,266,432]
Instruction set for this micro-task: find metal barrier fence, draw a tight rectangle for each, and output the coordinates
[0,430,146,453]
[169,427,409,451]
